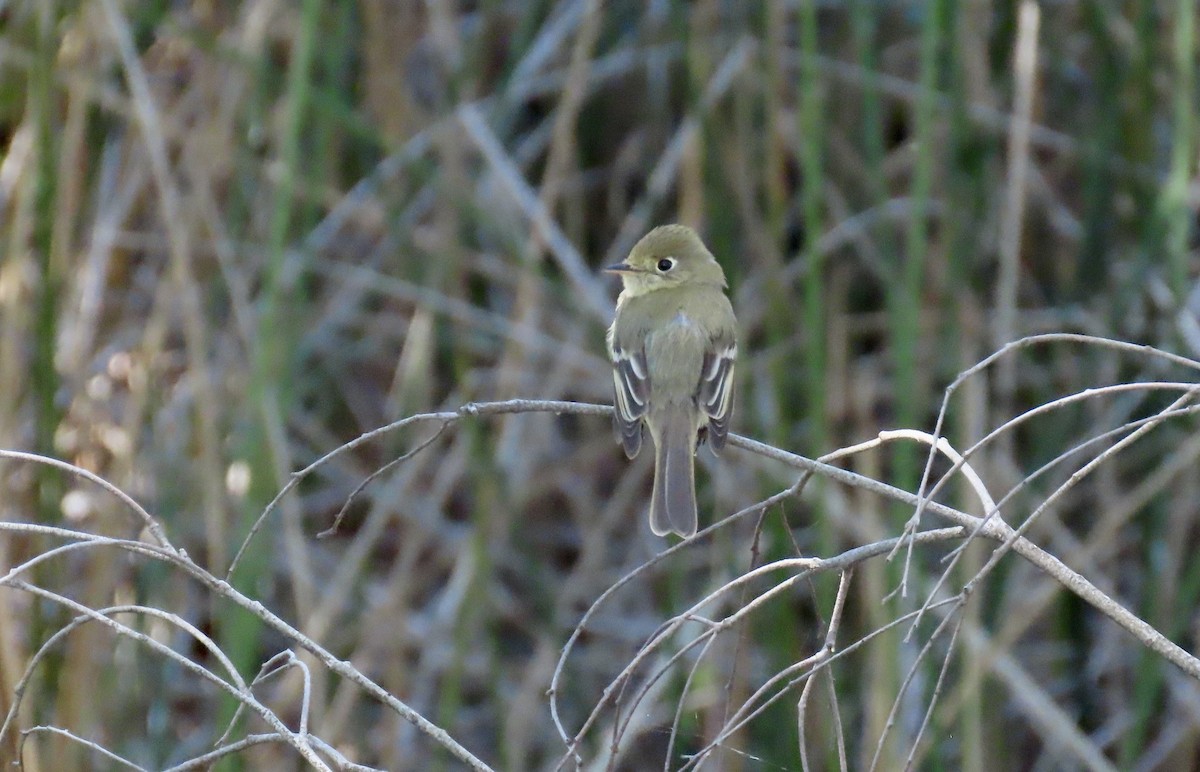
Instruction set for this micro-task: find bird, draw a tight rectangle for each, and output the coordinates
[605,224,737,537]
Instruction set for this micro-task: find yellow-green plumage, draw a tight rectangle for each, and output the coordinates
[605,225,737,537]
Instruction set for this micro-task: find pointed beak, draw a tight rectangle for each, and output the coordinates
[604,262,637,274]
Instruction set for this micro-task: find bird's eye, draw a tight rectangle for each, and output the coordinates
[657,257,675,272]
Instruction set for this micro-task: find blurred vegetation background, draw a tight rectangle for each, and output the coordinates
[0,0,1199,769]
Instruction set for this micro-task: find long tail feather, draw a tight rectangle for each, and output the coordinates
[650,409,697,537]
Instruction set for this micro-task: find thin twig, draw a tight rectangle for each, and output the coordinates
[681,596,965,771]
[317,420,451,538]
[0,514,492,771]
[228,399,608,578]
[0,449,172,550]
[902,613,966,771]
[798,569,852,772]
[0,604,246,750]
[558,530,964,770]
[19,726,147,771]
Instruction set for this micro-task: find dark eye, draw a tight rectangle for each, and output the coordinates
[657,257,675,272]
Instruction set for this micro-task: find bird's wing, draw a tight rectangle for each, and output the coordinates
[698,338,736,453]
[610,341,649,458]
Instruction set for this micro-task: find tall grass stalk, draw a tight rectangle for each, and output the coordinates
[223,0,323,748]
[1163,0,1195,297]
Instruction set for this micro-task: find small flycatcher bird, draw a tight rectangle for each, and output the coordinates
[606,225,737,537]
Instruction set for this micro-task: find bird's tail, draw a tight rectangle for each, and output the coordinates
[650,409,697,537]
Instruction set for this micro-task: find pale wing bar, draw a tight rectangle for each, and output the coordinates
[611,344,650,458]
[698,342,736,452]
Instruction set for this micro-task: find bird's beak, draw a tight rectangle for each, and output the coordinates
[604,262,637,274]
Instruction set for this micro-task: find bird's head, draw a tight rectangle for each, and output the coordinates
[605,225,727,297]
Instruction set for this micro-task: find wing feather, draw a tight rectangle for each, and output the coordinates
[610,342,649,458]
[698,342,736,453]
